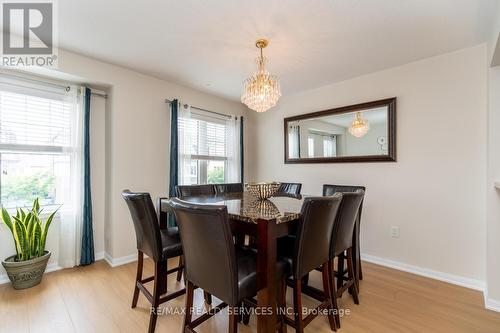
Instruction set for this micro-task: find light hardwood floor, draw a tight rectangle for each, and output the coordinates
[1,258,500,333]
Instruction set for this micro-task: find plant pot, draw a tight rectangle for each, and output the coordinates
[2,251,51,290]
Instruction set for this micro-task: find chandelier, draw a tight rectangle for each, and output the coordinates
[349,112,370,138]
[241,39,281,112]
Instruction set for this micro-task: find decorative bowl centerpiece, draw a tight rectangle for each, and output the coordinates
[245,182,281,200]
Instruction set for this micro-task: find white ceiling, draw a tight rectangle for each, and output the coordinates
[59,0,498,101]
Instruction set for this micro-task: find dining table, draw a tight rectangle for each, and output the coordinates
[159,191,362,333]
[159,191,304,333]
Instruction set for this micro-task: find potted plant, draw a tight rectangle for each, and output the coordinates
[1,198,58,289]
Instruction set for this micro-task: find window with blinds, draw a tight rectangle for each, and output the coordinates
[178,108,229,185]
[179,115,227,159]
[0,79,76,209]
[0,91,72,150]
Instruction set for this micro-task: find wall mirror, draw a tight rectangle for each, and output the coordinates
[284,98,396,163]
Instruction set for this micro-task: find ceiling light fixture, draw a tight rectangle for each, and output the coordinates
[349,112,370,138]
[241,39,281,113]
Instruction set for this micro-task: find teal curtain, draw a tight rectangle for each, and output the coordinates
[80,87,94,265]
[240,116,244,184]
[168,99,179,227]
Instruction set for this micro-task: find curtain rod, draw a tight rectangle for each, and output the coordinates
[0,70,108,98]
[165,98,232,119]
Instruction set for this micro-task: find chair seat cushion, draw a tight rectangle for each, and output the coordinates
[236,246,287,301]
[160,227,183,259]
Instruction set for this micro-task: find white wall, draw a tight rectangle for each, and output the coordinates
[90,95,106,256]
[344,123,387,156]
[248,44,487,283]
[486,6,500,310]
[486,64,500,309]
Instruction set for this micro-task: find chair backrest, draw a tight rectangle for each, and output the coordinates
[276,182,302,197]
[122,190,162,262]
[214,183,243,194]
[168,198,238,305]
[323,183,366,233]
[176,184,216,197]
[331,190,365,256]
[293,194,343,279]
[323,184,366,196]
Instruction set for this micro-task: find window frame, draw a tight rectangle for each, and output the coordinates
[183,108,229,185]
[0,81,77,210]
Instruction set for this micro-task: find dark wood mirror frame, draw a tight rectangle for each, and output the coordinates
[284,97,397,163]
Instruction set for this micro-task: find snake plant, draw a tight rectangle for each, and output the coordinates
[1,198,58,262]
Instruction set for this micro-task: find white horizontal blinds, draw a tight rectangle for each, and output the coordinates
[179,108,227,160]
[0,90,72,149]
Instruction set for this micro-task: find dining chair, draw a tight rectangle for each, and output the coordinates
[214,183,244,194]
[323,184,366,288]
[168,198,288,333]
[328,190,365,329]
[278,194,343,333]
[275,182,302,197]
[122,190,186,333]
[176,184,216,197]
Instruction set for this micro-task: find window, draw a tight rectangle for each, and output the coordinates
[308,136,314,158]
[0,80,77,210]
[178,107,241,185]
[323,136,336,157]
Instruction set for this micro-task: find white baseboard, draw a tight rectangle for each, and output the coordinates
[361,253,486,291]
[95,251,105,261]
[485,298,500,312]
[483,287,500,312]
[103,252,138,267]
[0,262,62,286]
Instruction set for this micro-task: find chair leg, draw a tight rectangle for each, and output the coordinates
[228,306,239,333]
[278,275,288,333]
[293,279,304,333]
[336,252,345,291]
[241,302,250,325]
[183,281,194,333]
[322,264,337,331]
[204,291,213,305]
[358,255,363,281]
[328,260,341,329]
[132,251,143,308]
[176,256,183,282]
[347,248,360,305]
[149,262,164,333]
[301,273,309,287]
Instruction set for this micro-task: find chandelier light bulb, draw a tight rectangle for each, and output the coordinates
[241,39,281,113]
[349,112,370,138]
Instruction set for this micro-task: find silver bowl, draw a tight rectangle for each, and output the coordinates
[245,182,281,200]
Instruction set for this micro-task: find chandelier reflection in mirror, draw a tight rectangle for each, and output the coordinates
[349,112,370,138]
[241,39,281,113]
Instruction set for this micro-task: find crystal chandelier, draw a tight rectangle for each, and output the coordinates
[241,39,281,113]
[349,112,370,138]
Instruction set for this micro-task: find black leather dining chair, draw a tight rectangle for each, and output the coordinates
[122,190,186,333]
[214,183,244,194]
[275,182,302,197]
[176,184,216,197]
[278,194,343,333]
[323,184,366,288]
[328,190,365,329]
[168,198,288,333]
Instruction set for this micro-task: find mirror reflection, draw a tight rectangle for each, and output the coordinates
[284,98,396,163]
